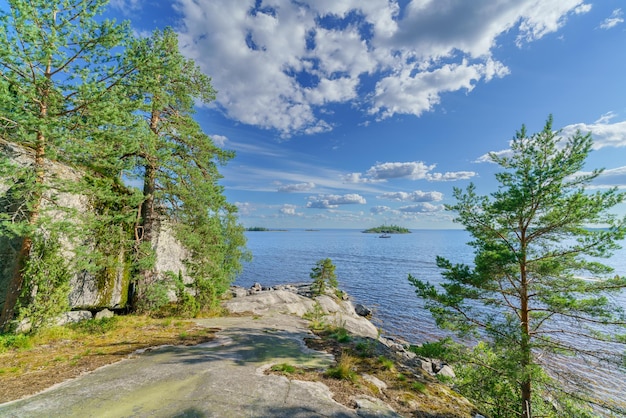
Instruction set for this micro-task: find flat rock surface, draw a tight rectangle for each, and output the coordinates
[0,314,370,418]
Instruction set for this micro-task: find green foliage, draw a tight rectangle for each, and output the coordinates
[16,235,71,332]
[355,339,376,357]
[124,28,249,312]
[303,301,327,330]
[270,363,299,374]
[409,338,457,360]
[329,326,351,343]
[411,381,427,393]
[0,333,32,352]
[0,0,139,326]
[378,355,395,371]
[409,115,626,417]
[310,258,338,296]
[0,5,249,324]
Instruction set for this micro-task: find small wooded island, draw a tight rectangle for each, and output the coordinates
[362,224,411,234]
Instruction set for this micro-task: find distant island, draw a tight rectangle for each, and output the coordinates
[245,227,288,232]
[362,225,411,234]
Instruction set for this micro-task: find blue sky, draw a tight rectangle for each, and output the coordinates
[109,0,626,229]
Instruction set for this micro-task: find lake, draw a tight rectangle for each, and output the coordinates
[235,229,626,409]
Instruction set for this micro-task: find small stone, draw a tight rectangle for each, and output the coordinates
[362,373,388,393]
[95,308,114,320]
[437,364,456,378]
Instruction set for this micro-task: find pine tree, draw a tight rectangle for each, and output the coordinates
[0,0,137,328]
[410,116,626,417]
[310,258,338,296]
[123,28,248,312]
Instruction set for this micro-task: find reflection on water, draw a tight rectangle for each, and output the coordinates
[235,229,626,410]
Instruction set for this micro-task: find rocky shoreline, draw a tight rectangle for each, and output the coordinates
[227,282,458,381]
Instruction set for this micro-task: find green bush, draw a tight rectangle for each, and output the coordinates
[0,333,33,352]
[16,234,71,332]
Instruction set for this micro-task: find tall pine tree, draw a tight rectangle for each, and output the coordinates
[124,28,248,312]
[410,116,626,417]
[0,0,137,328]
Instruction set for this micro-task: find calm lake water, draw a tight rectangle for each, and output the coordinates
[235,229,626,409]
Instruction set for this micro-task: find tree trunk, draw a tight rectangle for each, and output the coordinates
[520,232,532,418]
[0,135,45,329]
[132,108,161,310]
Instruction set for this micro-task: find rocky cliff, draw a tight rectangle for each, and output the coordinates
[0,138,187,313]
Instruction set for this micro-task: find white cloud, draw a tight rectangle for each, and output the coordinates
[600,9,624,30]
[173,0,587,136]
[235,202,255,215]
[279,204,300,215]
[398,203,444,213]
[350,161,476,182]
[367,162,436,180]
[211,134,228,147]
[426,171,477,181]
[306,193,367,208]
[277,182,315,192]
[343,172,383,184]
[476,114,626,163]
[475,148,514,163]
[560,117,626,149]
[378,190,444,202]
[576,166,626,188]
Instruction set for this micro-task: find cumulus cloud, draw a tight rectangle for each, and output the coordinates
[378,190,444,202]
[279,204,300,215]
[278,182,315,192]
[306,193,367,209]
[476,114,626,163]
[600,9,624,30]
[560,115,626,149]
[398,203,444,213]
[367,162,436,180]
[173,0,587,136]
[350,161,476,182]
[342,172,383,184]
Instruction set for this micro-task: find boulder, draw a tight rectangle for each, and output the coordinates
[95,308,114,320]
[362,373,388,393]
[56,311,93,326]
[355,303,372,317]
[437,364,456,379]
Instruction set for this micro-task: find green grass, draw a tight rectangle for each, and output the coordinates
[325,353,358,382]
[270,363,299,374]
[378,355,395,371]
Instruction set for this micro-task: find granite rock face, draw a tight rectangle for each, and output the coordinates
[0,139,187,312]
[225,284,380,339]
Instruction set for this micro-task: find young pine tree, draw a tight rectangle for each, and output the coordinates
[410,116,626,417]
[310,258,338,296]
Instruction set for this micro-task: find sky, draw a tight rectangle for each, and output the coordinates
[108,0,626,229]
